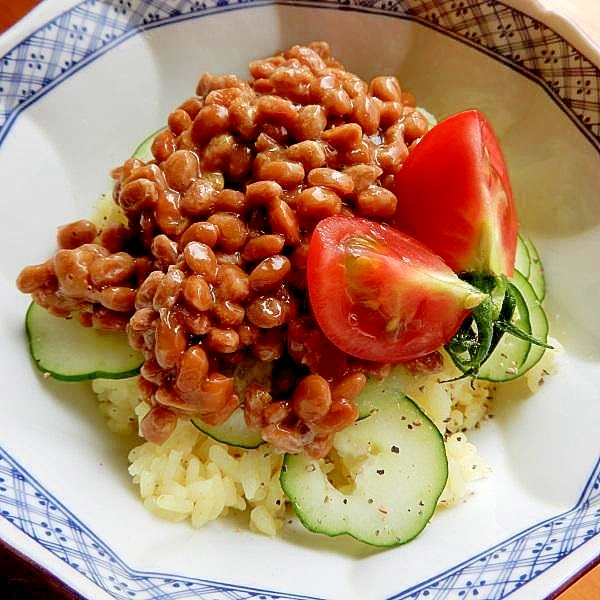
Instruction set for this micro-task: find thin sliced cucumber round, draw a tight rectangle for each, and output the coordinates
[190,360,271,448]
[521,236,546,301]
[477,270,549,381]
[477,282,531,381]
[355,366,410,419]
[514,235,531,279]
[192,408,263,449]
[281,388,448,547]
[132,128,164,162]
[25,302,143,381]
[511,269,549,375]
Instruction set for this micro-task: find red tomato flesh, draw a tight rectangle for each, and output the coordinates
[307,217,485,364]
[392,109,518,277]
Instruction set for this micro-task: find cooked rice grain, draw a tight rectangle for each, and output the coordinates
[92,376,140,435]
[438,432,490,507]
[125,405,286,534]
[92,347,559,534]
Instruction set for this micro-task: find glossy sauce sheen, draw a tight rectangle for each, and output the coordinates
[16,41,433,458]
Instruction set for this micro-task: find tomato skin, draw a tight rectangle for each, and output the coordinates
[306,217,485,364]
[392,109,518,277]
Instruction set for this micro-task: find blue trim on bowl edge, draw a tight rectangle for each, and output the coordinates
[0,446,323,600]
[1,449,599,599]
[1,1,599,599]
[1,0,599,149]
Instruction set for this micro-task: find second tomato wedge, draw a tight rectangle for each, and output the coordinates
[392,109,518,277]
[307,217,486,364]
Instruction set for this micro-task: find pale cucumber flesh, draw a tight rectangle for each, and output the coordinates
[25,302,143,381]
[132,128,164,162]
[280,377,448,547]
[24,128,164,382]
[514,235,531,279]
[191,360,272,448]
[510,270,549,375]
[520,236,546,300]
[191,408,263,449]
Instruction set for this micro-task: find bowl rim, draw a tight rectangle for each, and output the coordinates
[0,2,599,600]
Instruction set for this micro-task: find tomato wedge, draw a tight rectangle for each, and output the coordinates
[392,109,518,277]
[306,217,486,364]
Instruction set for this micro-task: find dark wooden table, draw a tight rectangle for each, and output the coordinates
[0,1,598,599]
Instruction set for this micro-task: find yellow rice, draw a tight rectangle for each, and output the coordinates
[91,343,557,537]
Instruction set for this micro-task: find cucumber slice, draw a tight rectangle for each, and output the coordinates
[511,269,549,375]
[514,235,531,279]
[476,270,549,381]
[515,235,546,301]
[22,129,168,381]
[280,384,448,547]
[132,128,164,162]
[25,302,143,381]
[355,366,410,419]
[521,236,546,301]
[190,360,271,448]
[192,408,263,449]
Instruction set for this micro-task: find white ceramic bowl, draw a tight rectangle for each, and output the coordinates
[1,1,599,599]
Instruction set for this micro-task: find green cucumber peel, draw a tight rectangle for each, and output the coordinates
[25,302,143,381]
[132,128,164,162]
[280,388,448,547]
[494,286,552,349]
[191,408,263,449]
[190,360,272,448]
[514,234,531,279]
